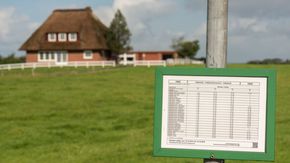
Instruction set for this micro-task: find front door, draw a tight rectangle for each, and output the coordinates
[56,51,67,65]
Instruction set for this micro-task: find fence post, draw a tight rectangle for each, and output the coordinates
[147,61,150,68]
[163,61,166,67]
[22,64,25,70]
[74,62,77,68]
[8,64,11,71]
[124,53,127,66]
[113,61,116,67]
[31,64,36,77]
[102,61,105,68]
[86,62,89,68]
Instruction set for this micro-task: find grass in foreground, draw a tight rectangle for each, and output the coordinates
[0,65,289,163]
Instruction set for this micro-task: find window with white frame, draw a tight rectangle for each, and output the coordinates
[58,33,67,42]
[50,52,54,60]
[45,53,49,60]
[83,50,93,59]
[38,51,55,61]
[40,52,45,60]
[68,33,77,42]
[48,33,57,42]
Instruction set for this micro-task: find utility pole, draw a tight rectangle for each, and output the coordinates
[206,0,228,68]
[205,0,228,163]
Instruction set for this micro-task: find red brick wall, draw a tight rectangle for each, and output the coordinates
[26,52,38,62]
[68,51,104,61]
[135,53,162,60]
[25,51,105,63]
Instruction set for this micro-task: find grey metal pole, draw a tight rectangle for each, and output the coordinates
[206,0,228,68]
[205,2,228,162]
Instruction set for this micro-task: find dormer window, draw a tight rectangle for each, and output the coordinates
[47,33,77,42]
[68,33,77,42]
[48,33,56,42]
[58,33,67,42]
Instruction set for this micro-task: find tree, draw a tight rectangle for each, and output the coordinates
[0,53,25,64]
[106,9,132,58]
[171,37,200,59]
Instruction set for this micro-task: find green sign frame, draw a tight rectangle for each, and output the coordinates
[153,67,276,161]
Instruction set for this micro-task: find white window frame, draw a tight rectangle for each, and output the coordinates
[38,51,55,62]
[50,52,55,60]
[39,52,45,61]
[58,33,67,42]
[83,50,93,59]
[68,33,77,42]
[48,33,57,42]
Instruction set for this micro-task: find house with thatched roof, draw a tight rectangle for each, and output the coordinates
[19,7,111,64]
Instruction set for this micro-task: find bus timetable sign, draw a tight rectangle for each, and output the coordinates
[153,67,275,161]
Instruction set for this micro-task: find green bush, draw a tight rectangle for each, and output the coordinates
[248,58,288,64]
[0,54,26,64]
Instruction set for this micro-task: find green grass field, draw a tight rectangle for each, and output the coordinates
[0,65,289,163]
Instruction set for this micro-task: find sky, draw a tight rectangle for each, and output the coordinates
[0,0,289,63]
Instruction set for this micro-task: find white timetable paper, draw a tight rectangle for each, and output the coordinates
[161,75,267,152]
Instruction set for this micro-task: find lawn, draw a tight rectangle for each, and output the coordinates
[0,65,289,163]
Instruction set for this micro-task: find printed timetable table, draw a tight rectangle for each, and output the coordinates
[161,75,267,152]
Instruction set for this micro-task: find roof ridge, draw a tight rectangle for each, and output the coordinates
[53,6,92,13]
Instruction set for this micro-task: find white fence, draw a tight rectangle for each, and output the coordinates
[0,61,116,70]
[119,53,136,65]
[166,58,204,65]
[0,59,205,70]
[133,60,166,67]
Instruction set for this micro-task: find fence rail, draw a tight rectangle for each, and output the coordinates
[0,61,116,70]
[133,60,166,67]
[166,58,204,65]
[0,60,169,71]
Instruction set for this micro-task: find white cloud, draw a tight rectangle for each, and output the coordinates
[178,0,290,62]
[226,0,290,62]
[230,0,290,19]
[0,7,39,55]
[229,17,268,36]
[194,23,207,37]
[0,7,15,40]
[113,0,174,15]
[95,0,174,26]
[94,0,176,51]
[1,1,289,62]
[93,0,290,61]
[227,15,290,62]
[94,6,114,26]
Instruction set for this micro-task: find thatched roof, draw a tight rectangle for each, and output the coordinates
[20,7,108,51]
